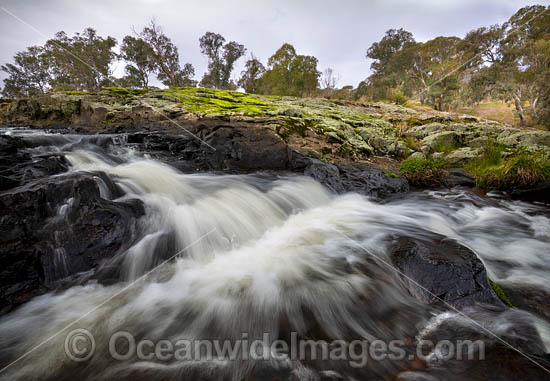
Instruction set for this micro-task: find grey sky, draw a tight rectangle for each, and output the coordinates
[1,0,548,89]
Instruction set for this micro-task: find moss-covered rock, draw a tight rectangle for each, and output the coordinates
[2,86,550,192]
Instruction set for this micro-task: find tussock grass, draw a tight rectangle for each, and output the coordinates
[400,157,446,187]
[465,141,550,188]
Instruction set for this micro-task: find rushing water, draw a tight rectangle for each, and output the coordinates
[1,129,550,380]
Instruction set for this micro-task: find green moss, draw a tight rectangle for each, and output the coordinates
[276,117,313,141]
[157,87,277,116]
[488,278,514,308]
[433,138,460,153]
[104,87,151,96]
[61,91,91,96]
[400,157,446,186]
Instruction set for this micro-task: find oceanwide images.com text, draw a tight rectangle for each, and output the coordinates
[65,329,486,367]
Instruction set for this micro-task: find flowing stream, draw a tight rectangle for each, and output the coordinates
[1,129,550,380]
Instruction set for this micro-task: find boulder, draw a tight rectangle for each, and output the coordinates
[498,131,550,151]
[444,147,480,166]
[0,172,144,314]
[390,236,504,309]
[422,131,462,152]
[444,168,475,188]
[296,156,409,198]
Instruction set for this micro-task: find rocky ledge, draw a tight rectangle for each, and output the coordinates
[2,87,550,200]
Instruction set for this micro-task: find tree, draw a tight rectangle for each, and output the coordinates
[199,32,246,89]
[461,25,504,65]
[120,35,155,88]
[45,28,117,91]
[1,46,51,97]
[367,28,415,76]
[413,36,466,110]
[320,68,340,97]
[237,54,265,93]
[363,29,416,100]
[489,5,550,125]
[261,43,320,97]
[139,20,196,87]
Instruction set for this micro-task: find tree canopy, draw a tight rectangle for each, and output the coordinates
[199,32,246,89]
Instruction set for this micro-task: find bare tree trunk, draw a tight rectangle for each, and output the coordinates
[513,94,526,126]
[532,97,538,119]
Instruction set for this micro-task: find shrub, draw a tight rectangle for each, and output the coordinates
[386,88,408,105]
[399,157,446,187]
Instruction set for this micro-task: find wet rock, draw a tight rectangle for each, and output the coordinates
[508,180,550,204]
[201,126,289,171]
[415,305,550,381]
[501,284,550,320]
[0,134,69,191]
[390,236,504,309]
[0,172,144,314]
[444,168,475,188]
[293,156,409,198]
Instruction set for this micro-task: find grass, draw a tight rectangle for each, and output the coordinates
[399,157,446,187]
[458,101,518,126]
[465,141,550,189]
[402,136,422,152]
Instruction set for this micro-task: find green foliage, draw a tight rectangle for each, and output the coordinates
[260,44,321,97]
[399,157,446,186]
[238,55,266,94]
[120,35,156,88]
[537,71,550,130]
[386,87,408,105]
[199,32,246,89]
[359,5,550,120]
[46,28,117,91]
[1,46,51,97]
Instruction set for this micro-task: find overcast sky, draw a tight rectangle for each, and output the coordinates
[1,0,548,89]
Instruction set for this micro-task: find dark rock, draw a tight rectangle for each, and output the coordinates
[123,131,410,198]
[300,157,409,198]
[200,126,289,171]
[0,134,69,191]
[501,284,550,320]
[390,236,504,309]
[413,305,550,380]
[444,168,475,188]
[509,180,550,204]
[0,172,144,315]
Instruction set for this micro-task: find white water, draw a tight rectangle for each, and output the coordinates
[1,130,550,379]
